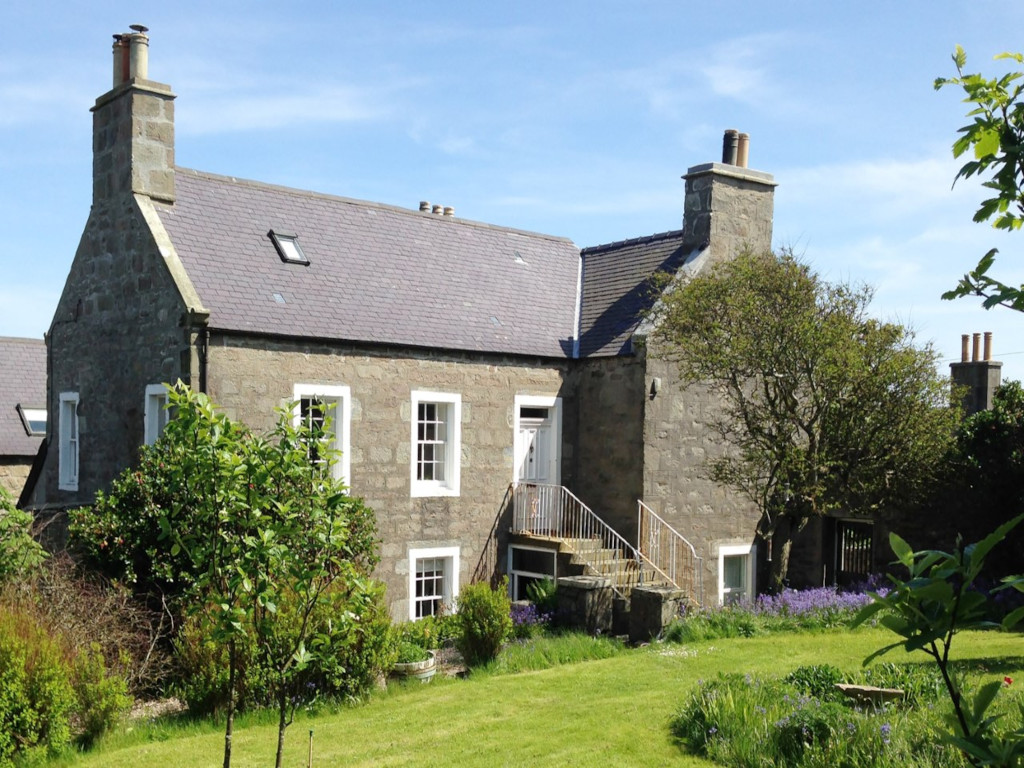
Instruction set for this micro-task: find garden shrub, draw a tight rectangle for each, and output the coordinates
[510,602,550,640]
[2,554,171,698]
[671,668,969,768]
[396,611,459,650]
[0,604,75,764]
[784,664,848,702]
[455,578,513,667]
[309,582,397,700]
[71,643,133,746]
[525,577,558,615]
[0,487,46,585]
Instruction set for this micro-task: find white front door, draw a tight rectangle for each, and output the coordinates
[519,417,551,483]
[513,396,562,487]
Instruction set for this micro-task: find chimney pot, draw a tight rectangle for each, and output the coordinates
[443,206,455,217]
[112,34,130,86]
[128,28,149,80]
[419,201,431,212]
[984,331,993,362]
[722,129,739,165]
[736,132,750,168]
[431,204,443,215]
[972,332,981,363]
[961,334,970,363]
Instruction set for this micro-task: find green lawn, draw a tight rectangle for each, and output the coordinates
[61,628,1024,768]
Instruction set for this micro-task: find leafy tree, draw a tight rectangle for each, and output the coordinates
[936,47,1024,311]
[650,251,958,592]
[924,381,1024,578]
[71,385,381,768]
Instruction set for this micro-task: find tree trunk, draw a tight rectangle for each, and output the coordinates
[275,685,288,768]
[223,640,236,768]
[766,516,794,594]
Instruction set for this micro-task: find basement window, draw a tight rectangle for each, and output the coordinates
[16,404,46,436]
[268,230,309,265]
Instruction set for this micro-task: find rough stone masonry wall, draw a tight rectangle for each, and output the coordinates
[0,459,32,498]
[683,164,775,266]
[640,345,761,604]
[38,197,190,509]
[205,335,574,620]
[572,355,646,541]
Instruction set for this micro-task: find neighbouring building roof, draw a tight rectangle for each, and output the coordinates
[577,230,692,357]
[0,337,46,457]
[155,170,583,359]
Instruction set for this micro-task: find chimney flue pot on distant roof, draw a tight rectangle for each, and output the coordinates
[443,206,454,217]
[972,332,981,363]
[432,204,443,215]
[722,129,739,165]
[737,132,750,168]
[984,331,993,362]
[419,201,431,212]
[961,334,970,363]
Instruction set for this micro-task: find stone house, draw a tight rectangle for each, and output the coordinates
[31,27,790,619]
[0,337,46,503]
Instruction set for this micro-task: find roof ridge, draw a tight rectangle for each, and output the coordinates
[580,228,684,256]
[172,167,578,246]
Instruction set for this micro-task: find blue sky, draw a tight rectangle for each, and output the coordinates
[2,2,1024,380]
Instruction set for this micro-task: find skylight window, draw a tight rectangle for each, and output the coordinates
[268,230,309,265]
[17,404,46,436]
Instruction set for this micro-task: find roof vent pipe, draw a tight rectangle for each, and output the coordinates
[972,332,981,362]
[984,331,993,362]
[961,334,970,363]
[419,201,431,212]
[443,206,455,217]
[128,25,149,80]
[432,204,443,215]
[722,129,739,165]
[736,132,750,168]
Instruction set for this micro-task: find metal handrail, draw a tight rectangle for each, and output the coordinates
[637,500,704,606]
[512,482,672,599]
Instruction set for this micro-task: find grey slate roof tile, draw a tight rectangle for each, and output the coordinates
[0,337,46,457]
[156,170,581,358]
[578,230,691,357]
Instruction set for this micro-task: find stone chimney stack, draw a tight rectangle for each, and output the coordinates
[92,25,175,205]
[682,129,776,264]
[950,331,1002,416]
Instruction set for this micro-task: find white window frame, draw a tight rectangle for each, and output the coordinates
[718,543,756,606]
[144,384,170,446]
[408,546,460,621]
[58,391,79,491]
[512,394,562,486]
[410,390,461,497]
[292,384,352,488]
[508,544,558,601]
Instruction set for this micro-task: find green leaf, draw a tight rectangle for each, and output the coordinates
[889,532,914,566]
[974,128,1001,159]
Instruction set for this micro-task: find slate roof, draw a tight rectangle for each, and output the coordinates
[577,230,693,357]
[0,337,46,457]
[155,170,582,358]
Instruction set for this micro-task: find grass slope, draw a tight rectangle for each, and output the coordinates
[60,629,1024,768]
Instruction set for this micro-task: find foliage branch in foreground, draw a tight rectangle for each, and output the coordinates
[937,47,1024,311]
[853,515,1024,766]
